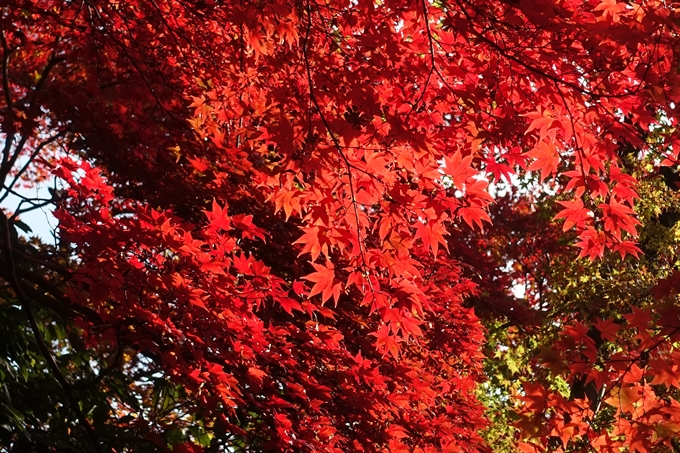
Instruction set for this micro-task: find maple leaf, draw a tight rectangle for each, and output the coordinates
[520,382,548,413]
[386,257,421,279]
[593,0,628,22]
[523,107,559,140]
[648,360,680,389]
[652,270,680,299]
[443,151,475,190]
[364,149,389,174]
[231,214,266,241]
[189,291,208,310]
[526,140,560,182]
[388,439,411,453]
[458,205,491,230]
[575,227,607,260]
[517,442,542,453]
[292,280,306,295]
[385,424,410,439]
[485,157,515,182]
[623,306,653,330]
[204,199,231,232]
[247,367,268,385]
[653,421,680,441]
[276,297,303,315]
[414,220,449,257]
[370,325,401,359]
[397,313,424,340]
[271,190,302,221]
[612,240,642,259]
[604,385,642,414]
[302,262,343,306]
[622,364,645,385]
[555,199,593,231]
[594,318,620,341]
[188,156,209,172]
[294,226,327,262]
[599,199,641,240]
[200,260,229,276]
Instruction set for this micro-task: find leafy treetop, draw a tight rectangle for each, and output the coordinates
[0,0,679,452]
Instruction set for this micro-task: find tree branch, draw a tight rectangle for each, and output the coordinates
[0,212,103,453]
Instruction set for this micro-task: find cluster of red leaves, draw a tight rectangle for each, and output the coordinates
[516,299,680,453]
[55,158,487,452]
[3,0,680,451]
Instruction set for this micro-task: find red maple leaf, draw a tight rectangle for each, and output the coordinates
[526,140,560,182]
[523,107,559,140]
[555,199,593,231]
[443,151,475,190]
[370,325,401,359]
[302,262,343,306]
[414,220,449,257]
[593,0,628,22]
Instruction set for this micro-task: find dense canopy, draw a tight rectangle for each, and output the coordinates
[1,0,680,452]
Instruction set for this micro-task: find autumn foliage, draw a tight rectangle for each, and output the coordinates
[1,0,680,452]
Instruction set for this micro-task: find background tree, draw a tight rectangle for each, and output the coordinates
[477,169,680,453]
